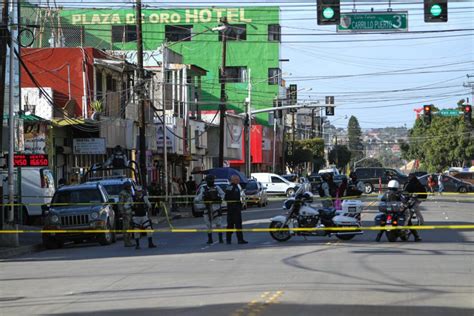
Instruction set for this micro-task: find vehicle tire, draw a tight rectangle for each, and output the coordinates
[458,186,468,194]
[42,235,61,249]
[286,188,295,197]
[336,233,356,241]
[386,230,398,242]
[269,221,291,242]
[364,183,373,194]
[399,232,409,242]
[99,221,113,246]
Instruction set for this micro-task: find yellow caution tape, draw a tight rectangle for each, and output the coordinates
[1,225,474,234]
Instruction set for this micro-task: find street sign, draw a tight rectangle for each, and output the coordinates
[288,84,297,105]
[73,138,106,155]
[438,109,461,117]
[338,11,408,33]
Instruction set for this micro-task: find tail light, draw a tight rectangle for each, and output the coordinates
[386,215,392,224]
[392,220,398,225]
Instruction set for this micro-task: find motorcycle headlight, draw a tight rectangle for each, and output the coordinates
[50,215,59,223]
[90,212,99,220]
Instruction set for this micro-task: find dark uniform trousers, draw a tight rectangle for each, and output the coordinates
[226,204,244,242]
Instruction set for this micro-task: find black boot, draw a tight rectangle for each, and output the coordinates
[218,233,224,244]
[412,230,422,242]
[207,233,213,244]
[135,239,140,250]
[148,237,157,248]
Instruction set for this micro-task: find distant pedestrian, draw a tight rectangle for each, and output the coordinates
[195,175,225,244]
[186,176,197,195]
[225,175,248,244]
[427,175,436,193]
[171,177,181,212]
[118,182,134,247]
[58,178,66,188]
[437,173,444,195]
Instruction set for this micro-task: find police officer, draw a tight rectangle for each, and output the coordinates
[131,187,157,249]
[118,182,134,247]
[225,175,248,244]
[196,175,225,244]
[347,172,365,197]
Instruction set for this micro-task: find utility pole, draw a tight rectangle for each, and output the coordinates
[0,0,8,153]
[218,17,228,167]
[136,0,147,186]
[162,44,168,206]
[244,69,251,177]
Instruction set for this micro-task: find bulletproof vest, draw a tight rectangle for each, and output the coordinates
[225,185,241,203]
[112,154,126,168]
[203,186,220,203]
[132,196,148,216]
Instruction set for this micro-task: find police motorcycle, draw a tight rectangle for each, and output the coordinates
[269,186,363,242]
[375,194,420,242]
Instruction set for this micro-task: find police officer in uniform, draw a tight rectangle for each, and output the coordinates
[131,187,157,249]
[118,182,134,247]
[225,175,248,244]
[196,175,225,244]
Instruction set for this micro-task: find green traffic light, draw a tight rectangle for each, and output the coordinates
[430,4,442,17]
[322,7,335,19]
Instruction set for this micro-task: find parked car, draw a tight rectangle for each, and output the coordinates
[281,174,298,182]
[1,167,55,224]
[418,174,473,193]
[192,179,247,217]
[451,172,474,185]
[354,167,409,194]
[41,183,116,249]
[251,173,298,196]
[84,177,137,230]
[244,179,268,207]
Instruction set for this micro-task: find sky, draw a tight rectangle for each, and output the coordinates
[29,0,474,129]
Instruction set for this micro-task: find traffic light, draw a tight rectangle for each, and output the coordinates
[424,0,448,23]
[325,106,334,116]
[273,99,283,119]
[317,0,340,25]
[464,104,472,126]
[423,105,432,124]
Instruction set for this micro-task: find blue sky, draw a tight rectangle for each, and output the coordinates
[30,0,474,129]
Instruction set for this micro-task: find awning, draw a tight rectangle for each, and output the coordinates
[3,113,48,122]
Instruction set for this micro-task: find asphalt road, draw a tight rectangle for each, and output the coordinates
[1,196,473,316]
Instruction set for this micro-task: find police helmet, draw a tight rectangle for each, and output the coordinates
[387,180,400,190]
[302,191,314,202]
[205,175,215,186]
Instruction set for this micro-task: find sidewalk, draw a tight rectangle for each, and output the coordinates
[0,224,43,259]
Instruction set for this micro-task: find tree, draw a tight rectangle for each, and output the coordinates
[328,145,351,170]
[347,116,364,164]
[285,138,325,173]
[357,157,383,168]
[401,104,474,172]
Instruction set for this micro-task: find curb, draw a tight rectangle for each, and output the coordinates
[0,244,43,260]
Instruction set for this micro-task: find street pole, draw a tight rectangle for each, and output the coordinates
[218,17,228,167]
[136,0,147,186]
[7,0,14,223]
[162,44,168,205]
[272,114,277,173]
[311,108,315,138]
[245,69,251,177]
[292,110,295,158]
[0,0,8,153]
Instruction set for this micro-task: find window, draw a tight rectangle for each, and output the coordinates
[268,24,281,42]
[219,24,246,41]
[111,25,137,43]
[268,68,281,85]
[271,176,285,183]
[165,25,193,42]
[219,66,247,83]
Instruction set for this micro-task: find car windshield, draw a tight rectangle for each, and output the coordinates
[103,184,127,196]
[52,189,104,206]
[246,181,258,191]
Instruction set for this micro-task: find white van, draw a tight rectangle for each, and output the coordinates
[251,173,297,196]
[1,168,55,224]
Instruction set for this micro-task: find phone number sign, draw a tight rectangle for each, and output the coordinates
[13,154,49,167]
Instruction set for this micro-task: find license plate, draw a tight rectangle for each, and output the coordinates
[348,207,357,212]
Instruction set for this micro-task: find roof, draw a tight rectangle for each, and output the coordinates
[3,113,48,122]
[57,183,101,191]
[85,178,134,185]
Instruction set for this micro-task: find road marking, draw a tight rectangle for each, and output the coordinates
[232,291,284,316]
